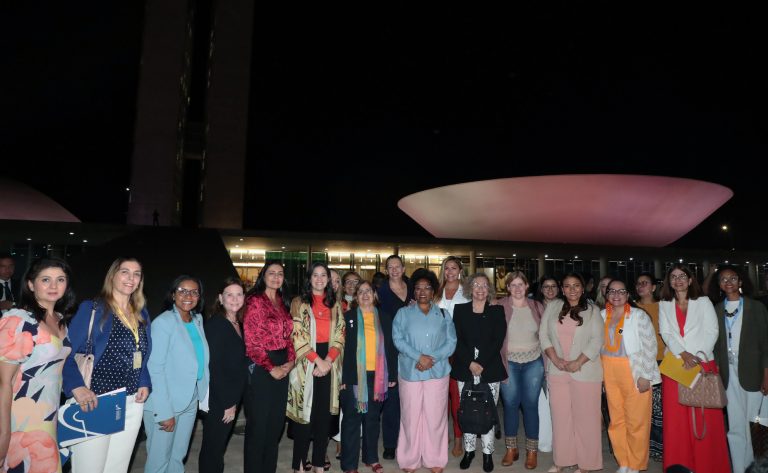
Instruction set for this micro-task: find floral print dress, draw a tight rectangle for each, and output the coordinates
[0,309,71,473]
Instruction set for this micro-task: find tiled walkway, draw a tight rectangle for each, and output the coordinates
[129,412,665,472]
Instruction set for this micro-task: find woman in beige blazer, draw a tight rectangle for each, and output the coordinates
[539,273,604,473]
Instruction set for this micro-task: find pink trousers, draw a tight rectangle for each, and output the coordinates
[548,374,603,470]
[397,376,450,470]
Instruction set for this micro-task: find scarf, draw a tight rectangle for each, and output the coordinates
[353,307,388,413]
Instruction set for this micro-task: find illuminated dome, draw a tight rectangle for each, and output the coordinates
[398,175,732,247]
[0,178,80,222]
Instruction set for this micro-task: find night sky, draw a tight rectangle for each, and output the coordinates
[5,4,767,250]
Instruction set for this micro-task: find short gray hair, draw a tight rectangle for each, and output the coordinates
[463,273,495,301]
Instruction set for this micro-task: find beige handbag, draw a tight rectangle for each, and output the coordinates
[74,306,96,388]
[677,351,727,439]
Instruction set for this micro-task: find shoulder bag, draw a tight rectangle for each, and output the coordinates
[74,304,97,388]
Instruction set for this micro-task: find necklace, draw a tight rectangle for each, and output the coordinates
[604,303,629,353]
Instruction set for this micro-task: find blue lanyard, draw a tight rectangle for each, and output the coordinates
[724,297,743,350]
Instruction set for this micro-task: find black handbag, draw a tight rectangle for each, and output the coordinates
[457,381,498,435]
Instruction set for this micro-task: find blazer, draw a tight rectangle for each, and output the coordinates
[659,297,718,361]
[539,299,604,382]
[341,307,398,385]
[451,302,507,383]
[204,316,249,411]
[714,297,768,391]
[145,307,210,422]
[63,299,152,397]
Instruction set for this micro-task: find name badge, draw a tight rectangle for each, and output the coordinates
[133,351,142,369]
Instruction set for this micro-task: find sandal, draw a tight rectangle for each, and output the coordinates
[302,460,313,472]
[324,457,332,471]
[365,463,384,473]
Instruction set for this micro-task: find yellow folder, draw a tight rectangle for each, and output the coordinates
[659,351,702,388]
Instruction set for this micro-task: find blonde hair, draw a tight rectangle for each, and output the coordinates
[435,256,464,303]
[100,258,147,325]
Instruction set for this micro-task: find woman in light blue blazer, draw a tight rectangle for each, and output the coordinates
[143,275,210,473]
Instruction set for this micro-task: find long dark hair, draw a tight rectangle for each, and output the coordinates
[247,260,291,310]
[558,272,587,326]
[162,274,205,314]
[210,277,246,322]
[708,265,753,304]
[300,262,336,308]
[20,257,76,327]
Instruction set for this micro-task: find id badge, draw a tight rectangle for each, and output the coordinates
[133,351,142,369]
[727,348,736,366]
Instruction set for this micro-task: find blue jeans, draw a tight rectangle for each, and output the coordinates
[500,357,544,439]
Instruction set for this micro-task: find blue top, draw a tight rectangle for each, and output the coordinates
[392,302,457,381]
[90,316,149,395]
[63,300,152,397]
[184,321,205,380]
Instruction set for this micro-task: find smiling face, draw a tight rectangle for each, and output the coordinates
[540,279,559,301]
[310,267,329,295]
[356,281,375,309]
[343,274,360,296]
[561,277,584,306]
[386,258,404,280]
[635,275,656,298]
[718,269,741,298]
[28,267,67,308]
[598,277,612,297]
[471,276,491,303]
[112,261,142,299]
[507,276,528,301]
[413,278,435,305]
[607,280,629,309]
[443,260,461,283]
[669,268,691,294]
[219,283,245,316]
[174,279,200,315]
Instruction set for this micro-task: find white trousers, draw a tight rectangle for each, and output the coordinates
[72,394,144,473]
[457,381,500,454]
[538,387,553,452]
[726,363,766,473]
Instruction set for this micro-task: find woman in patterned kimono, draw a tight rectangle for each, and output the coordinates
[287,262,345,473]
[0,257,76,473]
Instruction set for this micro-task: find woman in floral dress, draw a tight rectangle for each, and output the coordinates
[0,257,75,473]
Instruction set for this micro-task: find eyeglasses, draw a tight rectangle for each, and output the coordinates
[472,283,489,289]
[541,285,558,290]
[670,273,689,281]
[357,288,373,295]
[344,279,360,286]
[606,289,628,296]
[720,276,739,284]
[636,280,651,287]
[176,288,200,297]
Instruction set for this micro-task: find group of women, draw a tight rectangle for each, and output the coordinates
[0,255,765,473]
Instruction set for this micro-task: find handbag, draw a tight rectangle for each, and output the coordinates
[677,351,727,439]
[74,305,96,388]
[751,396,768,459]
[457,381,498,435]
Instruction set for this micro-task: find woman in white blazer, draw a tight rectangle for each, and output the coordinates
[600,279,660,473]
[658,264,728,473]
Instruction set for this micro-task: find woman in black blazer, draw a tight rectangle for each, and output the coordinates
[452,273,507,472]
[199,278,250,473]
[339,280,398,473]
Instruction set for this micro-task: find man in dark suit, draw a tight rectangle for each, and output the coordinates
[0,252,19,315]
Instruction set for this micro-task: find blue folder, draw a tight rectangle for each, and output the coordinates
[57,387,127,448]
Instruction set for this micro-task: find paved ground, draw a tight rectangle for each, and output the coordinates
[128,410,665,473]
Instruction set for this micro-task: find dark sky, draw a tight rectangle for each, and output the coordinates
[5,4,767,250]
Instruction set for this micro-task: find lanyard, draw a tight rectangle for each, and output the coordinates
[724,297,743,350]
[115,307,140,349]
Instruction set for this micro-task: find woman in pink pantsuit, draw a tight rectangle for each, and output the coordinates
[391,269,457,473]
[539,273,604,473]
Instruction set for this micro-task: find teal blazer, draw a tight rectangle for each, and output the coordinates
[714,297,768,392]
[144,307,210,421]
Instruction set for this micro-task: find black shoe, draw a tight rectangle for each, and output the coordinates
[494,425,501,439]
[483,453,494,472]
[383,448,395,460]
[460,451,475,470]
